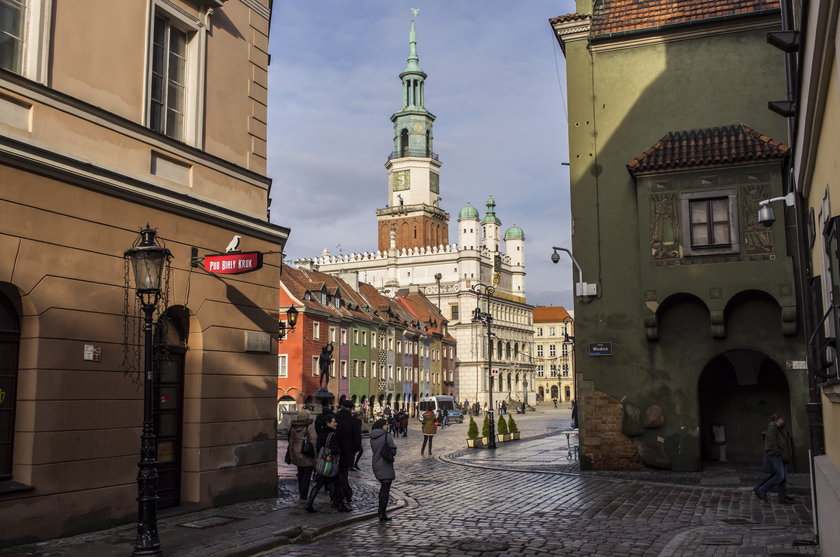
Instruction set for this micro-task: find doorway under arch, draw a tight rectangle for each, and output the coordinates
[698,349,790,465]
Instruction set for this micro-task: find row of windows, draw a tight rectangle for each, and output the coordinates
[310,322,454,358]
[535,364,570,377]
[276,355,449,383]
[535,325,572,337]
[535,344,570,357]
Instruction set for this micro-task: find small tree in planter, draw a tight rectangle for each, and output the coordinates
[497,414,509,441]
[466,415,482,448]
[507,415,520,440]
[481,413,490,445]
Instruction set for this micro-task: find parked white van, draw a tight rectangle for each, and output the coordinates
[417,395,464,423]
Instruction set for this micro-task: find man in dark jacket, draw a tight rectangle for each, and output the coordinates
[314,402,335,436]
[335,400,362,505]
[754,414,794,503]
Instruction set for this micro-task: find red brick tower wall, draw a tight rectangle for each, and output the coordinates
[378,216,449,252]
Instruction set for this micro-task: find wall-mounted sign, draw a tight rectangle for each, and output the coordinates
[83,344,102,361]
[785,360,807,370]
[491,368,499,375]
[204,251,263,275]
[245,331,272,353]
[588,342,613,357]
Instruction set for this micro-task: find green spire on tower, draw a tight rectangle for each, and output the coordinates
[399,8,427,110]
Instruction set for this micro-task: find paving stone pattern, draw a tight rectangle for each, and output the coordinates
[262,409,818,557]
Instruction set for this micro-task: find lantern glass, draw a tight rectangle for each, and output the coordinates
[130,248,168,292]
[287,306,299,329]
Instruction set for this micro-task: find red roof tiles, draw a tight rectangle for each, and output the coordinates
[534,306,572,323]
[590,0,780,35]
[626,124,788,175]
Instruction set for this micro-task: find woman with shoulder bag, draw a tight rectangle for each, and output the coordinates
[369,418,397,521]
[305,415,348,513]
[288,409,318,500]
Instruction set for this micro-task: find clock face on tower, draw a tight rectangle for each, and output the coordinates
[430,172,439,194]
[393,170,410,191]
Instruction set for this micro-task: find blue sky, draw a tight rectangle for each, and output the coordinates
[267,1,577,307]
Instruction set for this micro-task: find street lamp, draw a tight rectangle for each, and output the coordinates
[124,225,171,556]
[278,306,299,341]
[563,315,578,429]
[471,283,497,449]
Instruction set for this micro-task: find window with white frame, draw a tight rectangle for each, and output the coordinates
[0,0,50,82]
[341,329,347,345]
[388,365,393,379]
[549,344,556,357]
[396,367,402,381]
[312,322,320,340]
[562,344,569,357]
[361,360,367,378]
[330,327,337,342]
[352,359,358,377]
[536,327,543,337]
[311,356,319,377]
[536,365,544,377]
[341,360,347,378]
[549,326,556,336]
[353,329,359,345]
[278,354,287,378]
[330,360,336,377]
[362,331,367,345]
[680,189,740,255]
[562,364,569,377]
[550,365,558,377]
[536,345,544,357]
[371,361,377,378]
[371,332,376,348]
[396,340,402,353]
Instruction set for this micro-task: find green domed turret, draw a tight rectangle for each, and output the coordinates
[504,224,525,240]
[459,202,479,220]
[481,195,501,225]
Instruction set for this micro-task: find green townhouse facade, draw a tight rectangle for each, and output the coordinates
[552,0,808,471]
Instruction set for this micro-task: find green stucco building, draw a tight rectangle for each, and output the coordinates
[552,0,809,471]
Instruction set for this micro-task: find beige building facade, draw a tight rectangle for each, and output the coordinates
[0,0,288,545]
[533,306,575,404]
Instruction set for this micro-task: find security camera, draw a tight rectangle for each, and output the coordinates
[757,205,776,228]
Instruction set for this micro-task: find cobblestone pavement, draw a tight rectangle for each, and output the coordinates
[261,407,819,557]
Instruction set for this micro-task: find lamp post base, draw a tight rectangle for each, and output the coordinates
[487,410,497,449]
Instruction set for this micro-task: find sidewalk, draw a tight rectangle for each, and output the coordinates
[0,471,402,557]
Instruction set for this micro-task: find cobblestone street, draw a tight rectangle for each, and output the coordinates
[267,407,818,557]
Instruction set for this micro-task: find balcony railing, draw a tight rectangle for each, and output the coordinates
[387,150,439,161]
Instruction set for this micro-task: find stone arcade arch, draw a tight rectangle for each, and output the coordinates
[698,350,790,465]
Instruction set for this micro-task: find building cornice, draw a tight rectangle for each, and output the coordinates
[590,16,780,53]
[0,134,289,244]
[0,72,271,189]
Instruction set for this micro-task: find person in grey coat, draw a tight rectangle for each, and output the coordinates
[369,418,397,522]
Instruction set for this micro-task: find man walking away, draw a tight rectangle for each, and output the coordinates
[335,400,361,505]
[754,414,794,504]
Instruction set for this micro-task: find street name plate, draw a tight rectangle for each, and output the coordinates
[588,342,613,357]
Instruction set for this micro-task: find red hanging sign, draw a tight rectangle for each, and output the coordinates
[204,252,263,275]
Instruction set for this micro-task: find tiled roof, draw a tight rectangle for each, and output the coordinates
[627,124,788,175]
[590,0,780,35]
[534,306,572,323]
[549,12,590,25]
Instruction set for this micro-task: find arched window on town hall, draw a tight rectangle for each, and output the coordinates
[0,287,21,481]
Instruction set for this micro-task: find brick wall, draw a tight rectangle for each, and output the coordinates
[378,216,449,252]
[579,383,643,470]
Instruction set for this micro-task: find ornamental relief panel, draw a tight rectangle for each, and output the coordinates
[647,176,775,267]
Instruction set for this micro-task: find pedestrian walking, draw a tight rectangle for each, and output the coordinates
[420,409,436,455]
[288,409,318,500]
[754,414,794,504]
[351,409,364,471]
[571,399,578,429]
[335,400,361,505]
[399,409,409,437]
[305,416,348,513]
[314,402,335,435]
[500,401,507,415]
[369,418,397,522]
[553,398,558,409]
[442,408,449,427]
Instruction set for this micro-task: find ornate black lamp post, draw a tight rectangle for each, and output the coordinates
[125,226,171,556]
[278,306,299,341]
[471,283,496,449]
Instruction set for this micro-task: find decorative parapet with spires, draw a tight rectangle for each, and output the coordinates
[295,243,515,269]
